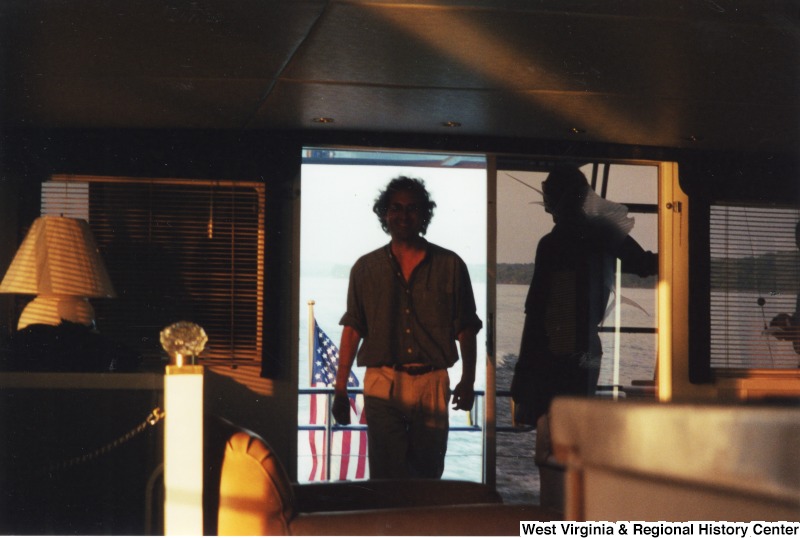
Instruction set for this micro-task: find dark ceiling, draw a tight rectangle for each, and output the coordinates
[1,0,798,154]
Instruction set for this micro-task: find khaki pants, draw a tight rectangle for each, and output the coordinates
[363,366,450,479]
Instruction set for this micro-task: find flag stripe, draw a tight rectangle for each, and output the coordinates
[339,430,352,480]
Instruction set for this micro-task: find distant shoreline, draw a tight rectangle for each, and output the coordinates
[301,262,658,287]
[497,263,657,288]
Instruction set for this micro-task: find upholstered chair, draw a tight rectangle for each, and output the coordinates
[216,429,559,536]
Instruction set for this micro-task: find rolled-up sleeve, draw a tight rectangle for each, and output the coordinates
[453,257,483,336]
[339,261,368,337]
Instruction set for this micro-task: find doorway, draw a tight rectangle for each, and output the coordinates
[297,148,488,483]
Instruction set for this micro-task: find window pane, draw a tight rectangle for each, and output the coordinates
[496,160,659,504]
[604,164,659,205]
[496,162,658,389]
[709,204,800,369]
[297,149,487,483]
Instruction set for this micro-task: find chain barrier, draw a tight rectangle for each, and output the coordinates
[42,407,165,475]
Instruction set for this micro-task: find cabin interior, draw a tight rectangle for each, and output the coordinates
[0,0,798,535]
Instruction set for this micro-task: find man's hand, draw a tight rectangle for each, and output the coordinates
[451,381,475,411]
[332,393,351,425]
[454,328,477,412]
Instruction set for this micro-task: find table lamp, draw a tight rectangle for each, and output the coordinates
[0,216,116,330]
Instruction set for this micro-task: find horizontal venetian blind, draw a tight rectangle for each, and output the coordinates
[709,204,800,369]
[43,177,264,363]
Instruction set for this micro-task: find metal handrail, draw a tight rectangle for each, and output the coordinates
[298,387,483,432]
[298,383,654,481]
[298,383,654,435]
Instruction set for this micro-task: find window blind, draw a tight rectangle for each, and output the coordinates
[709,204,800,369]
[43,177,265,363]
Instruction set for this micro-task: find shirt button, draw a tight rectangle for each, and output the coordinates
[405,308,410,314]
[407,348,413,354]
[405,328,411,334]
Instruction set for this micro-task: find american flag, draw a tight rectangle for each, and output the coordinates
[308,320,368,481]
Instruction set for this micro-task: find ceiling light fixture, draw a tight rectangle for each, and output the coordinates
[441,121,462,128]
[312,117,335,124]
[569,127,586,134]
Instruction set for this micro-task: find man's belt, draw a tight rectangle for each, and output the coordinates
[392,363,441,376]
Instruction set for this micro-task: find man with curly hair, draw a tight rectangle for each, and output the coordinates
[333,176,482,479]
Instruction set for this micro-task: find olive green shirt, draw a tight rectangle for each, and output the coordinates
[340,241,482,369]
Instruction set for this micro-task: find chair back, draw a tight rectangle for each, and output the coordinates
[217,431,295,535]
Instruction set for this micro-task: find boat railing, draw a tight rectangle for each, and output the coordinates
[298,383,654,482]
[298,383,654,435]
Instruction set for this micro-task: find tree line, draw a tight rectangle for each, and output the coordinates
[711,252,799,291]
[496,263,657,288]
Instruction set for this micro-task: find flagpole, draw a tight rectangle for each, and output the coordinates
[308,300,315,386]
[612,259,622,400]
[309,299,333,481]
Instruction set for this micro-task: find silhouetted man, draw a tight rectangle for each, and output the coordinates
[511,164,657,433]
[333,176,482,479]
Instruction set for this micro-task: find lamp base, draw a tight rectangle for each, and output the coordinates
[18,295,95,330]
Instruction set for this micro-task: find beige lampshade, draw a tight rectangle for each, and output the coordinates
[0,216,116,329]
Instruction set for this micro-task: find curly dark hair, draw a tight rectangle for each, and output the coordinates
[373,176,437,235]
